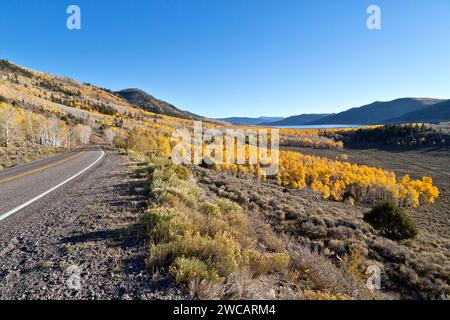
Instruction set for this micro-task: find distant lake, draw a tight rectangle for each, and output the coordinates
[273,124,363,129]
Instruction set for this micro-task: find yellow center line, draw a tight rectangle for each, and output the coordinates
[0,150,85,185]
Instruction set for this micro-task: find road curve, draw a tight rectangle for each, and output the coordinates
[0,145,105,222]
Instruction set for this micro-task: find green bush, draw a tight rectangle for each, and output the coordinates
[148,231,241,280]
[199,202,221,217]
[243,249,290,276]
[142,207,190,244]
[364,202,418,240]
[150,165,203,208]
[170,257,220,284]
[213,198,242,215]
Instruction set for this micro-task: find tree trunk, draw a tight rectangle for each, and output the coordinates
[5,127,9,147]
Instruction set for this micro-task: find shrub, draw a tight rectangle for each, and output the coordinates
[148,231,242,279]
[191,202,251,248]
[151,166,203,208]
[199,202,221,217]
[174,164,192,180]
[142,207,190,244]
[243,249,269,276]
[364,202,418,240]
[213,198,242,215]
[267,252,290,272]
[260,232,286,253]
[170,257,220,284]
[243,249,290,276]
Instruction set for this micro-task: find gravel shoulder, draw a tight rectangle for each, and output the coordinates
[0,150,185,300]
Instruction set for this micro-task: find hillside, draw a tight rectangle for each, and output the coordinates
[217,116,284,125]
[0,59,209,166]
[0,59,204,126]
[308,98,443,125]
[386,99,450,124]
[0,60,138,120]
[116,88,202,120]
[268,114,333,126]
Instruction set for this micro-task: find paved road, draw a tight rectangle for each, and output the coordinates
[0,145,105,222]
[0,147,186,299]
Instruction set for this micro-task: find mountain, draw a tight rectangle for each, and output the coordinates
[116,88,202,120]
[0,59,212,135]
[308,98,444,125]
[267,114,333,126]
[0,59,136,120]
[217,117,284,125]
[386,99,450,124]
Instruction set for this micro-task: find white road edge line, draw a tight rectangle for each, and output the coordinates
[0,149,105,222]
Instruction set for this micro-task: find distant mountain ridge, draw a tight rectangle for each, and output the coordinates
[216,97,449,127]
[116,88,202,120]
[386,99,450,124]
[308,98,444,125]
[267,114,333,126]
[118,89,449,125]
[217,116,284,125]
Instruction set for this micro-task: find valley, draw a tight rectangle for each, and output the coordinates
[0,60,449,300]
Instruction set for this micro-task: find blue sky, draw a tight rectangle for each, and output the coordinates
[1,0,449,118]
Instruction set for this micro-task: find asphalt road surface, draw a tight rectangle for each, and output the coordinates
[0,146,185,299]
[0,145,105,222]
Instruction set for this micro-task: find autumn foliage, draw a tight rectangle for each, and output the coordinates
[0,60,440,208]
[277,151,439,207]
[0,102,91,148]
[215,149,439,207]
[118,125,439,208]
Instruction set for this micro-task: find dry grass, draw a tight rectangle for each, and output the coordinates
[139,158,379,299]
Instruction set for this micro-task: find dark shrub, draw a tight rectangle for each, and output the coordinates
[364,202,418,240]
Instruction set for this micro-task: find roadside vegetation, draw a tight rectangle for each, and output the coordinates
[143,157,290,296]
[136,156,377,299]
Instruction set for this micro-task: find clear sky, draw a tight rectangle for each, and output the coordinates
[1,0,449,118]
